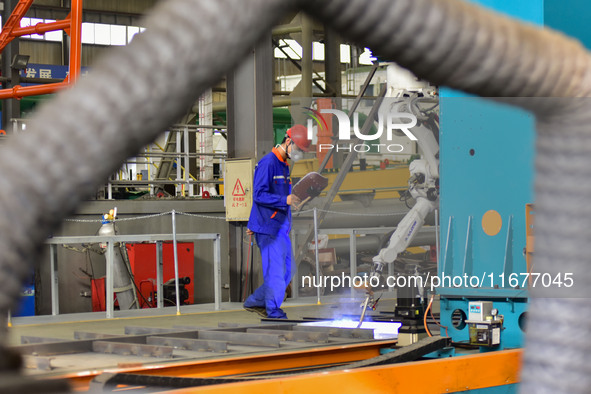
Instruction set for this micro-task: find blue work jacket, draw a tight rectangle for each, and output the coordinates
[247,148,291,236]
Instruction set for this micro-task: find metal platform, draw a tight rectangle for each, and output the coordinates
[11,321,398,391]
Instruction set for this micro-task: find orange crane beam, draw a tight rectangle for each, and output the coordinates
[0,0,83,99]
[0,0,35,53]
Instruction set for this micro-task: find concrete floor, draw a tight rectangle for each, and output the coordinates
[7,295,398,347]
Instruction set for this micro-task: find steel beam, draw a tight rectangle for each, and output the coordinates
[197,331,281,348]
[292,326,374,340]
[246,328,329,343]
[74,332,120,340]
[93,341,174,358]
[16,340,95,356]
[124,326,195,336]
[147,337,228,353]
[21,336,70,344]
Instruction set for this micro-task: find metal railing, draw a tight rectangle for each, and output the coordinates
[3,120,228,199]
[46,231,221,319]
[105,123,227,199]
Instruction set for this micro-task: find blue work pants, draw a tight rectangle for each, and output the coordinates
[244,226,292,318]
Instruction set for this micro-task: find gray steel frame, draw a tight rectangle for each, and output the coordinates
[46,233,222,318]
[294,226,399,298]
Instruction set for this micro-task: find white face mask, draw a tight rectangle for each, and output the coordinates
[290,146,304,162]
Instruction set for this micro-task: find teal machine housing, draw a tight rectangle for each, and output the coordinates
[438,0,591,352]
[438,0,541,350]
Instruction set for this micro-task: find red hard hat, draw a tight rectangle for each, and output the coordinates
[287,124,311,152]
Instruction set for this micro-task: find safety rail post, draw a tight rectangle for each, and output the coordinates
[50,244,59,315]
[349,230,357,298]
[313,207,321,305]
[290,231,298,299]
[176,130,182,196]
[105,239,115,319]
[156,241,163,308]
[214,233,221,310]
[171,210,181,315]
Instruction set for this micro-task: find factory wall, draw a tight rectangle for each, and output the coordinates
[36,199,231,315]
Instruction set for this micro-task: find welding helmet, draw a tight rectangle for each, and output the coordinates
[287,124,311,152]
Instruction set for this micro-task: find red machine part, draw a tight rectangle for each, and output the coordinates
[126,243,195,305]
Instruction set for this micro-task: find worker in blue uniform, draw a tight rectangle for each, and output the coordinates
[244,125,310,318]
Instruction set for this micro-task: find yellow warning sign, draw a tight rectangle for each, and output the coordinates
[225,159,254,221]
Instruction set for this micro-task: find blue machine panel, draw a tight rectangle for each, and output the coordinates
[438,0,591,353]
[545,0,591,50]
[439,98,534,288]
[438,0,542,350]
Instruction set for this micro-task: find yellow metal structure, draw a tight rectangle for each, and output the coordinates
[291,159,410,202]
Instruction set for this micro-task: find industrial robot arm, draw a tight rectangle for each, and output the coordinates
[358,104,439,326]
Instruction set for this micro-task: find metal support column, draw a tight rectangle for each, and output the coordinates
[301,14,313,99]
[324,26,342,97]
[1,0,20,132]
[226,33,274,301]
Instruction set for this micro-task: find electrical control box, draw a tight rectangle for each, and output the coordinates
[466,301,503,347]
[468,321,502,347]
[468,301,493,321]
[224,158,254,221]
